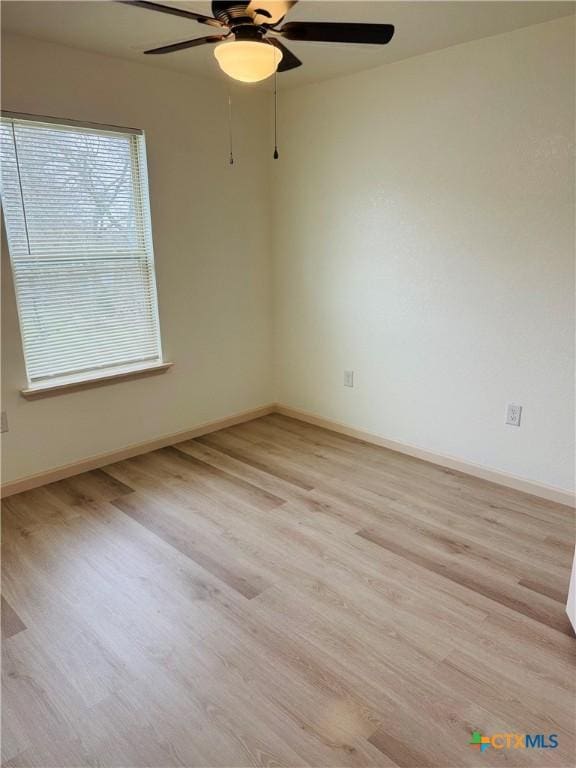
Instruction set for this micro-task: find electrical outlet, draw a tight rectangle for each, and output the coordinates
[505,403,522,427]
[0,411,8,433]
[344,370,354,388]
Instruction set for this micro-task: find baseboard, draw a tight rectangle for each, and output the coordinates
[3,401,574,508]
[275,404,575,508]
[0,404,275,498]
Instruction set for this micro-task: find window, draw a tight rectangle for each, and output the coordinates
[1,114,164,392]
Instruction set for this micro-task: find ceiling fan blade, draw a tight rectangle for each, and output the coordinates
[280,22,394,45]
[267,38,302,71]
[247,1,298,26]
[117,1,226,29]
[144,34,227,54]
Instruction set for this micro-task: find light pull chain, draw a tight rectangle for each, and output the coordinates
[273,69,279,160]
[228,91,234,165]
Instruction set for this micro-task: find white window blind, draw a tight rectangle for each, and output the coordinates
[0,114,163,387]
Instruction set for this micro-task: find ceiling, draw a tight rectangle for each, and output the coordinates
[2,1,574,89]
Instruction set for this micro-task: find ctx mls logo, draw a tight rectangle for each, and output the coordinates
[469,731,559,752]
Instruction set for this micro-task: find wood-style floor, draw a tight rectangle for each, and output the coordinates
[2,414,575,768]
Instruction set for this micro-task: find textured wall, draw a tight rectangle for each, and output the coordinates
[1,33,274,482]
[273,18,575,493]
[2,19,574,493]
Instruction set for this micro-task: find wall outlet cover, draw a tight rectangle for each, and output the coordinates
[505,403,522,427]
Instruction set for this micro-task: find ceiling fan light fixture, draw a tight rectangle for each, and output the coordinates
[214,40,283,83]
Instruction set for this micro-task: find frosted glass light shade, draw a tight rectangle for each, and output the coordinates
[214,40,283,83]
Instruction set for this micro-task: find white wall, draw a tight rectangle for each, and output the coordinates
[1,33,274,483]
[567,546,576,632]
[2,19,574,495]
[273,17,575,494]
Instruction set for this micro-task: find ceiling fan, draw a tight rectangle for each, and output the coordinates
[119,1,395,82]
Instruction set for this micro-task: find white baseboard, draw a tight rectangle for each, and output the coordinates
[275,404,575,508]
[0,404,275,498]
[3,402,574,508]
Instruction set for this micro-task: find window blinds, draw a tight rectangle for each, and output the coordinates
[0,115,163,386]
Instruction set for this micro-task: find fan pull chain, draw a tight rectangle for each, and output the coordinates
[228,92,234,165]
[273,69,279,160]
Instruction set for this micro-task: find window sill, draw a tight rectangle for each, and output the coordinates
[20,362,174,400]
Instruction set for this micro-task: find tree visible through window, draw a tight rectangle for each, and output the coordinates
[0,115,163,387]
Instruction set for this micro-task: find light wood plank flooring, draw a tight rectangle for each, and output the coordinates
[2,414,575,768]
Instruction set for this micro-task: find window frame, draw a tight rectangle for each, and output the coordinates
[0,112,170,397]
